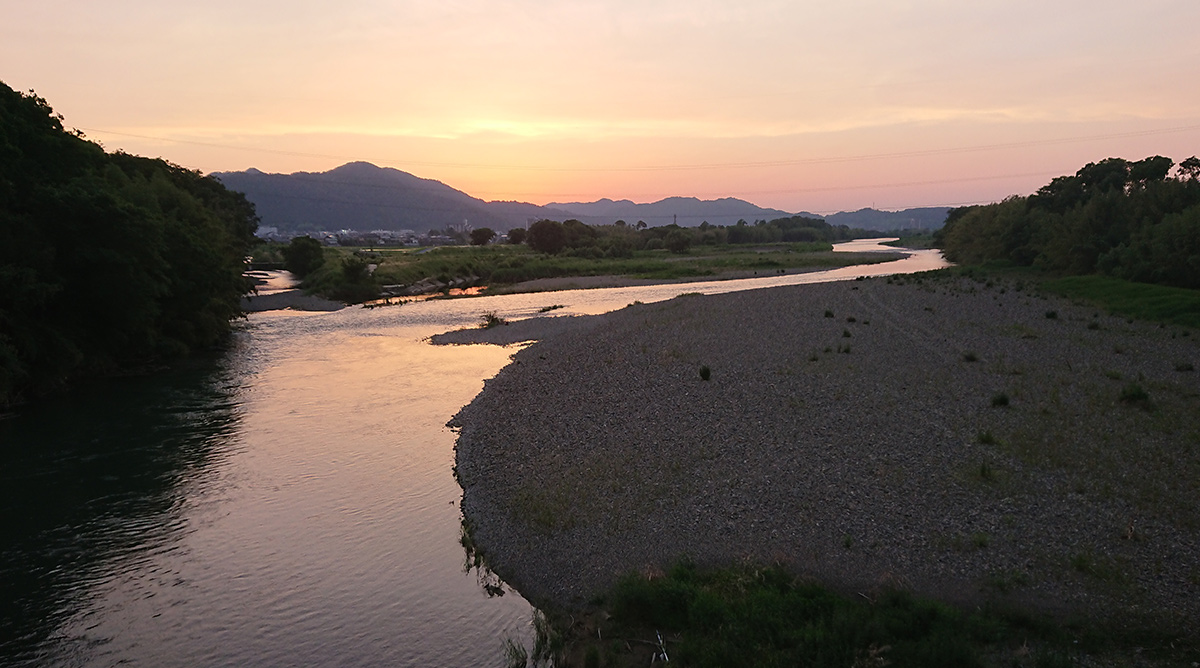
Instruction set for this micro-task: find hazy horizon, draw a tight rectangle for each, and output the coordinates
[4,0,1198,212]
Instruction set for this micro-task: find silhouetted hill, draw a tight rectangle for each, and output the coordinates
[213,162,574,234]
[809,207,950,232]
[548,196,793,227]
[214,162,949,235]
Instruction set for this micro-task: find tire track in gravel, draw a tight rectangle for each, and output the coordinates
[846,282,956,364]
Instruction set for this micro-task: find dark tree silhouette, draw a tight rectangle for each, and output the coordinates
[469,227,496,246]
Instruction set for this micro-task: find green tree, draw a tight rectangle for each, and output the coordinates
[0,80,258,406]
[562,219,598,248]
[1177,156,1200,181]
[282,236,326,278]
[664,229,692,254]
[939,155,1200,288]
[526,219,567,254]
[507,227,527,244]
[470,227,496,246]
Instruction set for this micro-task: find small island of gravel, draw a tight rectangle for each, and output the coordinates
[447,273,1200,637]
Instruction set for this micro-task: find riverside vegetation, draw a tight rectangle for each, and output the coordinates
[262,217,906,303]
[0,83,259,408]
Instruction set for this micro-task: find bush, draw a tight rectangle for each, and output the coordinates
[480,312,507,329]
[1119,383,1150,405]
[469,227,496,246]
[527,219,568,254]
[665,229,692,254]
[282,236,326,277]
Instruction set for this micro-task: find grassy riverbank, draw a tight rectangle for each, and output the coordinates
[267,242,905,302]
[942,264,1200,329]
[512,560,1191,668]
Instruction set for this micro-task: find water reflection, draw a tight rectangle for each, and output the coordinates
[0,361,241,665]
[0,240,945,667]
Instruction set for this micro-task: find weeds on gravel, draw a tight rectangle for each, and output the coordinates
[842,329,852,338]
[978,460,997,482]
[824,309,834,318]
[1045,310,1058,319]
[481,312,508,328]
[977,430,998,445]
[538,304,565,313]
[1176,362,1195,372]
[511,484,576,532]
[699,365,712,381]
[991,392,1010,407]
[1118,383,1151,408]
[963,351,979,362]
[1069,551,1124,583]
[982,568,1031,593]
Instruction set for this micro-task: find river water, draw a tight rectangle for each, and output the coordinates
[0,241,945,667]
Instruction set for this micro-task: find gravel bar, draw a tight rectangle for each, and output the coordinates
[447,275,1200,634]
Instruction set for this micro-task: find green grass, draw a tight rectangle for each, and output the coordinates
[530,561,1200,668]
[556,562,1096,668]
[300,243,904,302]
[1041,275,1200,328]
[882,232,938,249]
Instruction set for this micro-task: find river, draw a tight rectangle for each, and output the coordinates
[0,240,946,667]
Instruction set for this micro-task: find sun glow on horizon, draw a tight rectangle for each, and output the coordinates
[9,0,1197,212]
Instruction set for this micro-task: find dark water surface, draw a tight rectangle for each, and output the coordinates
[0,241,946,666]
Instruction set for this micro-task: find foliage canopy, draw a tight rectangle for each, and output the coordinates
[0,81,259,406]
[938,156,1200,288]
[281,236,326,277]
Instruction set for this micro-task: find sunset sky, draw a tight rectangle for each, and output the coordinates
[4,0,1199,213]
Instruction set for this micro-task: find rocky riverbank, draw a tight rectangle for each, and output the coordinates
[447,274,1200,635]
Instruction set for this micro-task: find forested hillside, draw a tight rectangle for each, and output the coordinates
[938,156,1200,287]
[0,82,259,407]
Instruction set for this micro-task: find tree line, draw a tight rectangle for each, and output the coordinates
[937,156,1200,288]
[516,215,870,256]
[0,82,259,407]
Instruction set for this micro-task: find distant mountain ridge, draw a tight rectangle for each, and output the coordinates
[546,196,793,227]
[803,207,951,231]
[213,162,576,234]
[212,162,949,235]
